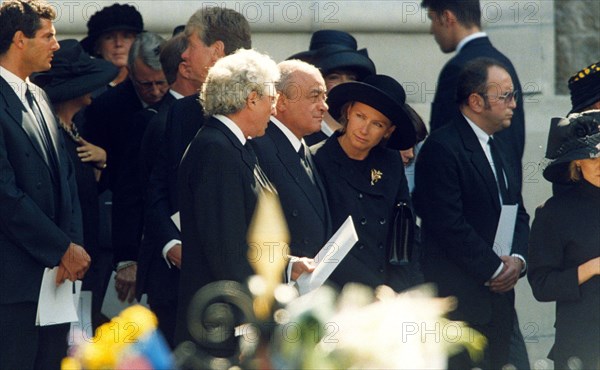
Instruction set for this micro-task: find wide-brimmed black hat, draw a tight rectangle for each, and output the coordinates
[568,61,600,114]
[543,110,600,183]
[32,39,119,103]
[327,74,417,150]
[288,30,376,81]
[80,3,144,55]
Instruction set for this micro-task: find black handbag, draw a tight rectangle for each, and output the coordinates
[388,202,415,265]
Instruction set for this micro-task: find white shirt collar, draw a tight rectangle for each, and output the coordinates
[320,120,335,137]
[271,116,303,152]
[1,67,29,104]
[463,113,492,151]
[213,114,247,145]
[169,89,185,100]
[456,32,487,53]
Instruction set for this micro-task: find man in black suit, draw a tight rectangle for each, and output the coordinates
[422,0,525,181]
[252,60,331,263]
[0,1,90,368]
[421,2,529,366]
[414,58,530,369]
[174,49,285,347]
[84,32,166,303]
[145,7,251,346]
[135,32,198,347]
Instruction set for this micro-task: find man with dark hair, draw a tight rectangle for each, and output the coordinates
[414,58,530,370]
[0,1,90,367]
[84,31,167,304]
[422,0,525,183]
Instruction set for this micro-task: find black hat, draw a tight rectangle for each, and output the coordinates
[568,61,600,114]
[288,30,376,81]
[32,39,119,103]
[80,3,144,55]
[327,74,417,150]
[543,110,600,183]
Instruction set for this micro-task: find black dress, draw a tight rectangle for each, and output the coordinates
[312,133,422,292]
[528,180,600,369]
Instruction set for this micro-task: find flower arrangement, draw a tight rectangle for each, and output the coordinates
[271,283,486,369]
[61,305,174,370]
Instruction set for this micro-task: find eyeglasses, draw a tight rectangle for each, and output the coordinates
[481,90,519,104]
[133,79,168,90]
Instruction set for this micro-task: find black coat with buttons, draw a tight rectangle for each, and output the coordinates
[312,133,420,291]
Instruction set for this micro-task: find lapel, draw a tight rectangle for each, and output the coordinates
[0,78,58,182]
[326,134,385,197]
[205,117,274,193]
[455,117,501,212]
[267,123,326,221]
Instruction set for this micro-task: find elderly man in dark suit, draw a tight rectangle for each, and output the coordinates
[174,49,283,348]
[414,58,529,370]
[0,1,90,368]
[251,60,331,264]
[84,31,166,303]
[422,0,525,183]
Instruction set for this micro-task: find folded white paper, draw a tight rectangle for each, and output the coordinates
[296,216,358,295]
[36,267,81,326]
[493,204,518,256]
[101,271,148,319]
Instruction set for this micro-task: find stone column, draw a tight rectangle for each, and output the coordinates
[555,0,600,94]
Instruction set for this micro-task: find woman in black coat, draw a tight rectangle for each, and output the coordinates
[312,74,422,292]
[528,112,600,370]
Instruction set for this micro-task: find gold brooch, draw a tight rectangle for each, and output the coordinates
[370,169,382,185]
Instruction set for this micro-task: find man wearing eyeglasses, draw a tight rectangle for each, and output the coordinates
[414,57,530,370]
[84,32,167,305]
[421,0,525,186]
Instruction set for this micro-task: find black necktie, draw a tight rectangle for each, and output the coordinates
[298,143,315,183]
[488,137,509,204]
[25,87,59,175]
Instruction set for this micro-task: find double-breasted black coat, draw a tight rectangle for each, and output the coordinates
[312,132,420,291]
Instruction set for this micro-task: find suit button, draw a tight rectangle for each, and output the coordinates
[36,182,42,189]
[360,218,367,225]
[303,239,309,245]
[379,244,384,249]
[359,244,365,250]
[379,218,386,225]
[379,268,384,273]
[292,209,298,217]
[358,193,363,199]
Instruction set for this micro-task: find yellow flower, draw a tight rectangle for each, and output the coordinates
[60,357,81,370]
[118,305,158,340]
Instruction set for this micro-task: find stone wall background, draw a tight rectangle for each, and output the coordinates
[554,0,600,94]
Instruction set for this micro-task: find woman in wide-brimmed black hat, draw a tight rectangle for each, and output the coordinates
[81,3,143,86]
[33,38,118,329]
[311,74,422,292]
[528,110,600,370]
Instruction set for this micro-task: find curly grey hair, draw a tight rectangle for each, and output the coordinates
[201,49,280,116]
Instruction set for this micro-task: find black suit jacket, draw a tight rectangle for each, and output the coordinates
[413,116,529,324]
[139,95,203,303]
[430,36,525,180]
[84,79,144,263]
[312,134,419,291]
[0,77,82,304]
[175,116,263,344]
[251,122,331,258]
